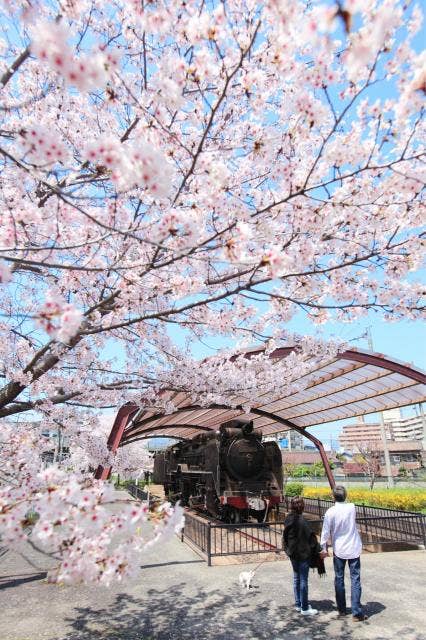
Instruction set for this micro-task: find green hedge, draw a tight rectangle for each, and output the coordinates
[285,482,304,497]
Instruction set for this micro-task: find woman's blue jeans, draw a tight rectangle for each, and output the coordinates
[290,558,310,611]
[333,555,362,616]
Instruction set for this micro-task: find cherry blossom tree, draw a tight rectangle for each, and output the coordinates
[64,413,153,479]
[354,441,383,489]
[0,0,424,583]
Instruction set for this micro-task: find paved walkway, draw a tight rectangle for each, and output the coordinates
[0,512,425,639]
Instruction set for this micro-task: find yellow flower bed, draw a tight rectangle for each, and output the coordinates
[301,486,426,512]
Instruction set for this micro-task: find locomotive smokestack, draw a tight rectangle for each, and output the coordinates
[220,418,253,437]
[242,420,254,435]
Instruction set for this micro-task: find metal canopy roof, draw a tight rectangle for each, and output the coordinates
[120,347,426,446]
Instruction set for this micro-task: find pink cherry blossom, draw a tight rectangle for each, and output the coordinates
[18,124,71,166]
[30,19,113,92]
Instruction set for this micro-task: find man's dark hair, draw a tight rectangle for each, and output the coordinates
[333,485,347,502]
[290,496,304,514]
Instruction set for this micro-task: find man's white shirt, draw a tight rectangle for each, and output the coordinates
[320,502,362,559]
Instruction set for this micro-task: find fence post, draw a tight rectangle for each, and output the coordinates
[421,515,426,548]
[207,522,212,567]
[362,504,368,541]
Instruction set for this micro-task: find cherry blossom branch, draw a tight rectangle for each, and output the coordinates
[0,46,30,89]
[172,21,261,205]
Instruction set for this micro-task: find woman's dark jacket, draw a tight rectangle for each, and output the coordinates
[283,513,321,562]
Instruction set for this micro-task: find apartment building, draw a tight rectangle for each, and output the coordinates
[339,407,425,450]
[338,417,392,450]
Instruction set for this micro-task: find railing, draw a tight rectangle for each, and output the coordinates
[181,512,211,556]
[182,503,425,565]
[281,495,426,520]
[280,496,426,547]
[127,483,148,501]
[356,515,426,546]
[285,476,426,485]
[129,487,426,564]
[209,521,284,561]
[181,512,286,566]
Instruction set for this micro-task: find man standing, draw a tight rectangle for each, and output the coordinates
[320,485,368,622]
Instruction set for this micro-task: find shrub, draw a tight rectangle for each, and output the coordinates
[114,478,136,489]
[23,509,39,526]
[285,482,304,497]
[291,465,311,478]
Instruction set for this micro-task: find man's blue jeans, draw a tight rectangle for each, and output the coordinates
[290,558,310,611]
[333,555,362,616]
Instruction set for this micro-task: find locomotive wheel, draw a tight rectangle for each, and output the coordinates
[229,508,242,524]
[255,509,266,523]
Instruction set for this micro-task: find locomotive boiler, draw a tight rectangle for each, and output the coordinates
[153,418,283,522]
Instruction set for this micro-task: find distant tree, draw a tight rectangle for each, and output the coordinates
[354,442,382,490]
[284,463,297,479]
[309,461,327,478]
[292,464,311,478]
[398,465,409,478]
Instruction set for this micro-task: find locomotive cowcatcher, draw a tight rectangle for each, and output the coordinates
[153,418,283,522]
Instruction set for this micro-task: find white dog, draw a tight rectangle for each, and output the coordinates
[238,569,255,591]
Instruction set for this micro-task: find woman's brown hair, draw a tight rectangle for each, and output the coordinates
[290,496,304,514]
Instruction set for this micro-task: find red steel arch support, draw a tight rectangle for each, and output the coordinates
[299,430,336,489]
[249,408,336,489]
[94,403,139,480]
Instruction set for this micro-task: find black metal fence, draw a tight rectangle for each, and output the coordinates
[356,515,426,547]
[182,503,425,565]
[181,511,211,557]
[181,513,286,566]
[279,496,426,548]
[128,486,426,564]
[127,484,148,501]
[280,495,426,522]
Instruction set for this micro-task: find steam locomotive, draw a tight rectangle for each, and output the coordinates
[153,418,283,522]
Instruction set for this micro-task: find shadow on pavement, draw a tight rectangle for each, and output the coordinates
[309,598,335,612]
[140,560,204,570]
[62,586,388,640]
[0,571,47,590]
[364,600,386,618]
[310,598,386,619]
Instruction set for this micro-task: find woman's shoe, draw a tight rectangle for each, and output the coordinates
[301,607,318,616]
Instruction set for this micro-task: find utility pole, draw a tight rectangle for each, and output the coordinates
[419,403,426,453]
[366,327,394,488]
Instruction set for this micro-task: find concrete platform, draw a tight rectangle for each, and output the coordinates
[1,506,425,639]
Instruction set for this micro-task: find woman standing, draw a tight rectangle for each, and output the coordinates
[283,496,325,616]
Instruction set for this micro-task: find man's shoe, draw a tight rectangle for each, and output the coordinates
[301,607,318,616]
[352,614,368,622]
[337,611,347,617]
[295,606,301,612]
